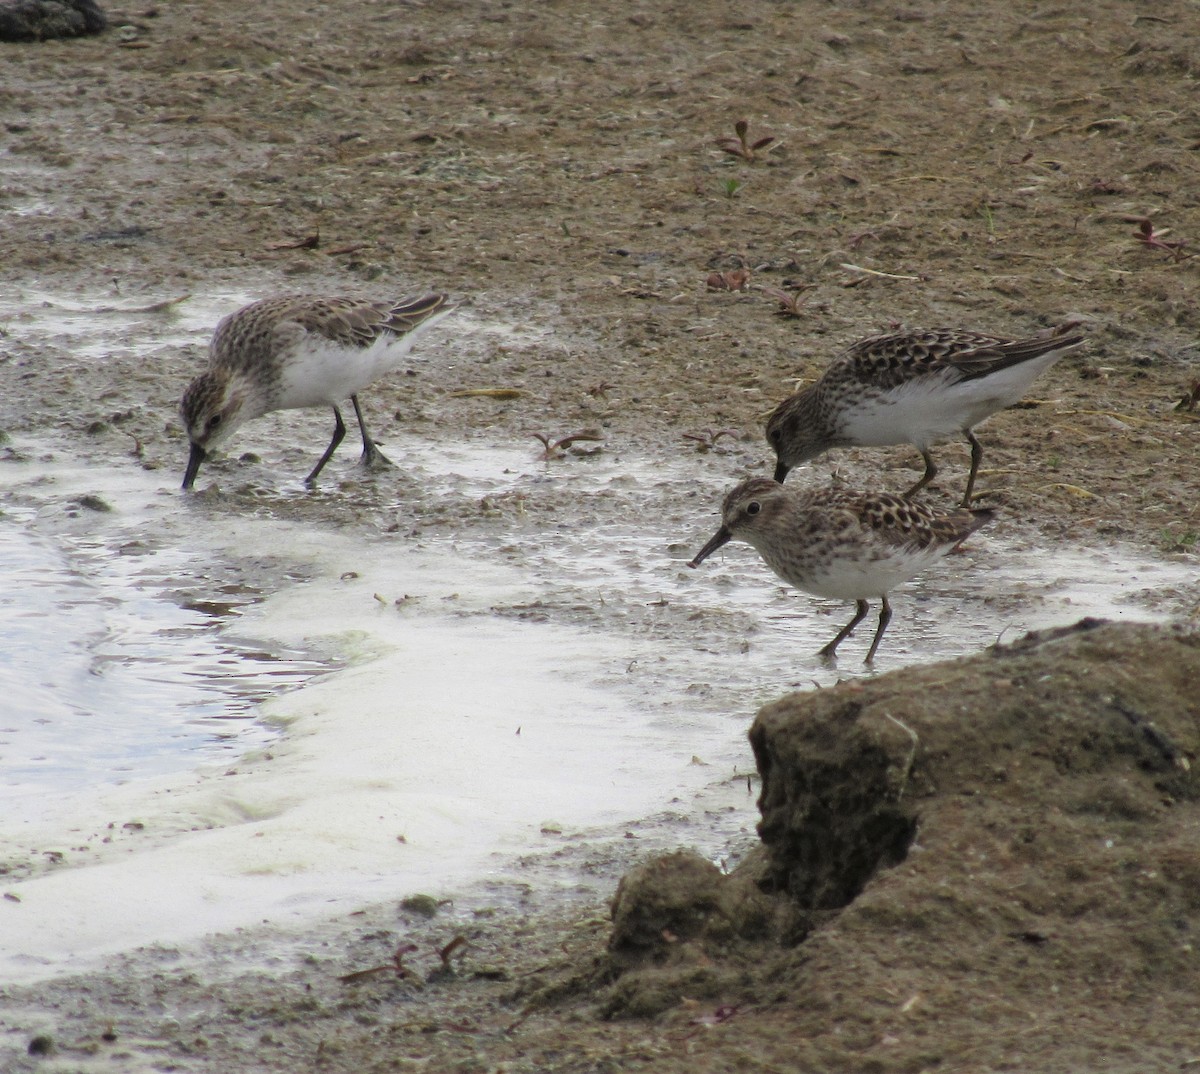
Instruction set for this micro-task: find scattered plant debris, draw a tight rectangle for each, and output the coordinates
[1128,216,1189,260]
[689,1003,741,1027]
[439,935,469,968]
[715,118,776,162]
[706,268,751,291]
[338,942,422,985]
[761,285,812,317]
[682,428,740,451]
[266,232,320,250]
[530,430,605,460]
[449,388,525,399]
[1175,381,1200,412]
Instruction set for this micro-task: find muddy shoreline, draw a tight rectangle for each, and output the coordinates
[2,0,1199,1069]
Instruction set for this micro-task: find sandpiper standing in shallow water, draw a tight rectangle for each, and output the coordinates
[688,476,994,664]
[180,293,452,489]
[765,324,1085,505]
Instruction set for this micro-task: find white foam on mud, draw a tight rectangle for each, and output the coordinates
[2,534,711,980]
[0,450,750,983]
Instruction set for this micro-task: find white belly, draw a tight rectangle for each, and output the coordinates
[808,547,946,599]
[839,352,1061,449]
[275,334,413,410]
[758,541,950,601]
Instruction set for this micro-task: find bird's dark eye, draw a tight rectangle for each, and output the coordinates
[207,414,222,431]
[768,427,781,444]
[746,501,761,516]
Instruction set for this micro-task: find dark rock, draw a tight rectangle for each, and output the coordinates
[27,1034,55,1055]
[0,0,106,42]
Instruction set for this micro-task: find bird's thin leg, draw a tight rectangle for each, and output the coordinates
[305,405,348,486]
[818,599,870,662]
[864,596,893,665]
[960,430,984,506]
[902,449,938,499]
[352,394,393,470]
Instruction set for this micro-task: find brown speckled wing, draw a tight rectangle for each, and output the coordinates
[841,328,1083,390]
[841,330,1013,390]
[945,332,1084,382]
[211,294,450,373]
[384,293,449,334]
[292,294,448,348]
[288,297,396,349]
[856,492,991,549]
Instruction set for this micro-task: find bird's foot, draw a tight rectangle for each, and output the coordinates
[360,443,395,472]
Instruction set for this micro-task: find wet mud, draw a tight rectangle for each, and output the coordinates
[2,0,1199,1069]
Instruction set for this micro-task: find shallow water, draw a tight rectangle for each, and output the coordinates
[0,291,1195,984]
[0,515,332,825]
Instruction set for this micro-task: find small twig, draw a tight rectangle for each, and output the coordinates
[325,242,369,256]
[681,428,740,451]
[439,935,469,967]
[839,263,923,281]
[266,232,320,251]
[1057,408,1153,427]
[124,431,145,459]
[1046,482,1098,499]
[339,942,422,985]
[883,712,920,801]
[43,294,190,315]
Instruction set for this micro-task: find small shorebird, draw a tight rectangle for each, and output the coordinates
[688,476,994,664]
[765,324,1085,505]
[180,293,452,489]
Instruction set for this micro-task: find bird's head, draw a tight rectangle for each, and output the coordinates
[765,390,823,482]
[180,370,246,489]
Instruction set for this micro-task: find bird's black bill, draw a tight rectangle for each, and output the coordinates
[687,526,732,568]
[772,459,790,483]
[182,442,206,490]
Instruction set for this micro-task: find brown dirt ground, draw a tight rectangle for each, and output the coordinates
[2,0,1200,1070]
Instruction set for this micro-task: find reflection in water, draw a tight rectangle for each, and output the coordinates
[0,518,335,820]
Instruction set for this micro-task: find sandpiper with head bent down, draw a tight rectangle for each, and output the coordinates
[688,476,994,664]
[765,323,1085,505]
[180,292,452,489]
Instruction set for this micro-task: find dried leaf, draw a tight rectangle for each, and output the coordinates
[449,388,525,399]
[706,269,751,291]
[266,232,320,250]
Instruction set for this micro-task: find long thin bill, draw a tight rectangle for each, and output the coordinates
[687,526,732,568]
[772,459,790,483]
[182,442,206,490]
